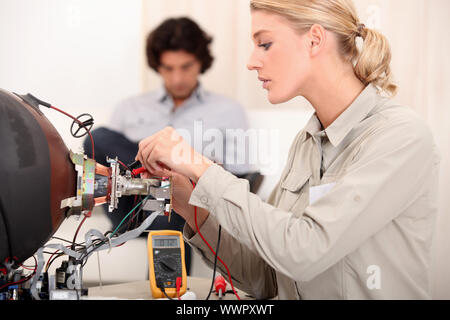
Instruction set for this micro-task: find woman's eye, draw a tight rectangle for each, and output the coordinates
[258,42,272,51]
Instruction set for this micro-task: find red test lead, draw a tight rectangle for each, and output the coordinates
[132,167,148,176]
[214,275,227,300]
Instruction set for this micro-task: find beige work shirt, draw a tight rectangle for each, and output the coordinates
[184,84,440,300]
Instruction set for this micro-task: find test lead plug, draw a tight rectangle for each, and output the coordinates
[214,275,227,300]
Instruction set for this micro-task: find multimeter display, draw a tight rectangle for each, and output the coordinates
[153,236,179,248]
[148,231,187,299]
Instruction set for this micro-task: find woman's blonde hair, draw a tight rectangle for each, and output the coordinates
[250,0,398,96]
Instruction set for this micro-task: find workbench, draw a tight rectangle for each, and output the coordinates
[86,277,251,300]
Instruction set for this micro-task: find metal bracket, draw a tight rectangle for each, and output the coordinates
[60,151,96,216]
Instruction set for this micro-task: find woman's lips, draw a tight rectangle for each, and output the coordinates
[258,77,271,89]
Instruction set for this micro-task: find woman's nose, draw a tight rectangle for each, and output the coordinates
[247,49,262,71]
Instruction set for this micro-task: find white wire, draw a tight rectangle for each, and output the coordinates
[97,251,102,289]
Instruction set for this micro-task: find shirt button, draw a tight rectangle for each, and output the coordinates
[201,196,209,204]
[233,227,239,236]
[354,195,362,203]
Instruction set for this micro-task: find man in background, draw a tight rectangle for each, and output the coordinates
[84,17,254,274]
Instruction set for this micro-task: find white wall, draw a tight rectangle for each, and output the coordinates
[0,0,143,151]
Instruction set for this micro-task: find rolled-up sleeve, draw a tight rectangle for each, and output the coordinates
[188,118,438,283]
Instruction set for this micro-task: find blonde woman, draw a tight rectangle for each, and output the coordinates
[136,0,440,300]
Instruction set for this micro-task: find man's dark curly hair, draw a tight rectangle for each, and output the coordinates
[146,17,214,74]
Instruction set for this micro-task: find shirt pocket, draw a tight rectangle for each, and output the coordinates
[279,169,312,215]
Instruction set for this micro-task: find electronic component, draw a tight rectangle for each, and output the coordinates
[0,89,173,300]
[148,231,187,299]
[48,259,87,300]
[60,154,172,217]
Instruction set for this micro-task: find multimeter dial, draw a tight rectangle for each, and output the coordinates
[159,256,177,272]
[153,249,183,288]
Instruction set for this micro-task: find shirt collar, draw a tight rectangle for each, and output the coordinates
[156,82,206,104]
[305,84,384,147]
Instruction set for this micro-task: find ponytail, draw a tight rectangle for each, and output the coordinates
[354,25,398,96]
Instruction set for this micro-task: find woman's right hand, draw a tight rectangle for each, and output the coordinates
[141,171,209,231]
[136,127,213,183]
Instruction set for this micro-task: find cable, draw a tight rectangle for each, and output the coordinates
[118,160,136,178]
[18,263,36,271]
[0,256,37,291]
[45,246,72,273]
[45,241,87,273]
[71,215,88,251]
[80,238,106,268]
[75,197,150,266]
[205,226,222,300]
[127,195,141,232]
[44,216,88,274]
[47,105,95,161]
[157,280,174,300]
[51,237,84,246]
[176,277,182,300]
[45,252,64,272]
[194,207,240,300]
[109,196,150,239]
[190,181,240,300]
[17,94,95,160]
[161,288,174,300]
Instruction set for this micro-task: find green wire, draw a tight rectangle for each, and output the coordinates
[109,195,150,239]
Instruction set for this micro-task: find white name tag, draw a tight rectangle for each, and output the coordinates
[309,183,337,205]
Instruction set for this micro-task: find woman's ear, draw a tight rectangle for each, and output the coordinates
[308,24,327,56]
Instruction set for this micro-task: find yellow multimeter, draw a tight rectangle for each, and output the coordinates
[148,230,187,299]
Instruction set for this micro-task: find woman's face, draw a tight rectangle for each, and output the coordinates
[247,10,313,104]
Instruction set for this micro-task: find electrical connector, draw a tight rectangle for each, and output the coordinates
[214,275,226,300]
[156,279,174,300]
[176,277,182,300]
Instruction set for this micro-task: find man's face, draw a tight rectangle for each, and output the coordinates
[158,50,202,101]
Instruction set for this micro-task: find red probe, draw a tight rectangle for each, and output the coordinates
[176,277,182,300]
[132,167,148,176]
[214,275,227,300]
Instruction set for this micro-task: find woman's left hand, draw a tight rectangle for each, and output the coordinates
[135,127,213,182]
